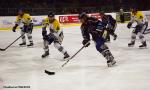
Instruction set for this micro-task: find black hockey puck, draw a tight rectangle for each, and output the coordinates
[45,70,55,75]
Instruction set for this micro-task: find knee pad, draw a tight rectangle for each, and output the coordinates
[139,35,144,39]
[54,43,63,52]
[96,44,108,53]
[131,35,136,39]
[28,35,32,39]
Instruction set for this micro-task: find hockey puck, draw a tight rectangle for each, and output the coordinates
[45,70,55,75]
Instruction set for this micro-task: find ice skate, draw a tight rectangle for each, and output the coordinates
[128,41,135,47]
[63,52,70,59]
[27,43,34,47]
[42,51,49,58]
[139,41,147,48]
[19,42,26,46]
[113,34,117,40]
[107,60,116,67]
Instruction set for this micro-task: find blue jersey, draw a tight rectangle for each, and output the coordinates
[81,17,106,41]
[102,15,116,27]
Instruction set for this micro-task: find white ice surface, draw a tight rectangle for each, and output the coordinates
[0,23,150,90]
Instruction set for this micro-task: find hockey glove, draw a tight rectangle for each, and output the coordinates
[42,28,47,37]
[12,24,18,32]
[127,22,132,29]
[82,39,90,47]
[12,27,16,32]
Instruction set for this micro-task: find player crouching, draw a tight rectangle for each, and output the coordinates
[12,9,34,47]
[78,12,116,67]
[41,12,70,59]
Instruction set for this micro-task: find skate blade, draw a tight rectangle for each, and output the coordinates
[107,61,116,67]
[139,46,147,49]
[0,48,5,51]
[45,70,55,75]
[128,45,134,47]
[19,45,26,47]
[41,54,50,59]
[27,46,34,48]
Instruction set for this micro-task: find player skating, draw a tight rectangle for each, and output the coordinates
[41,12,70,59]
[127,8,148,48]
[78,12,116,67]
[12,9,34,47]
[100,12,117,42]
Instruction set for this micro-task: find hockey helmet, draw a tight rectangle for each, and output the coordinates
[48,12,55,17]
[78,12,88,19]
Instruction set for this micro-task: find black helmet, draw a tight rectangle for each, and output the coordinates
[131,6,138,12]
[48,12,55,17]
[18,8,25,13]
[78,12,88,19]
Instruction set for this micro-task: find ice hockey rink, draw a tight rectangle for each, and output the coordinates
[0,23,150,90]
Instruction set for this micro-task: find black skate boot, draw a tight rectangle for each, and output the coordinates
[27,43,34,47]
[113,34,117,40]
[42,51,49,58]
[139,41,147,48]
[19,42,26,46]
[107,60,116,67]
[63,52,70,59]
[128,41,135,47]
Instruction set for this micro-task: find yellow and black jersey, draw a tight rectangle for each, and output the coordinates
[42,17,60,33]
[15,13,32,25]
[130,11,147,24]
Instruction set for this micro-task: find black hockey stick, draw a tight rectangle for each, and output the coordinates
[0,34,24,51]
[44,42,90,75]
[61,41,90,67]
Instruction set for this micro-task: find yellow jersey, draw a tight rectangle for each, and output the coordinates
[15,13,32,25]
[42,17,60,33]
[130,11,146,24]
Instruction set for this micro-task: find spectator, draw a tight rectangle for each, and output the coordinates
[119,7,125,23]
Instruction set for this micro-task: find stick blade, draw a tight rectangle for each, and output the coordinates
[45,70,55,75]
[0,48,5,51]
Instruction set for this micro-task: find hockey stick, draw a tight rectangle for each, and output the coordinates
[61,41,90,67]
[0,34,25,51]
[45,42,90,75]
